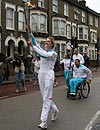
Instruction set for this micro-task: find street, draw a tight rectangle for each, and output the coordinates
[0,75,100,130]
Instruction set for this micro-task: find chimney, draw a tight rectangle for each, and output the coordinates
[78,0,86,7]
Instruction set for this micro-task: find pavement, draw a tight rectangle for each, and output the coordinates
[0,67,100,100]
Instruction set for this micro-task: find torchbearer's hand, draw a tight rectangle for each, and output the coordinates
[25,24,32,33]
[27,39,32,46]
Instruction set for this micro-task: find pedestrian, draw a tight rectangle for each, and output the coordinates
[32,56,40,86]
[0,63,3,85]
[26,52,33,75]
[83,52,90,68]
[27,26,59,129]
[60,54,72,88]
[73,48,84,65]
[13,52,26,93]
[2,56,11,82]
[53,56,59,87]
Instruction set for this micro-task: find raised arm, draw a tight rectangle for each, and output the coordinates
[26,25,57,58]
[26,25,46,52]
[33,45,57,58]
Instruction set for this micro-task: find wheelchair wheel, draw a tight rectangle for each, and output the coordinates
[80,80,90,98]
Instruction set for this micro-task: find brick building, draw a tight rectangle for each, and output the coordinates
[0,0,100,63]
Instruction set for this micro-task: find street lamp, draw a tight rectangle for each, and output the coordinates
[94,39,99,69]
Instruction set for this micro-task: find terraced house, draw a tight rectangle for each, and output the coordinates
[0,0,100,64]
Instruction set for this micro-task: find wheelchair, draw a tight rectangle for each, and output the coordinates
[67,80,90,99]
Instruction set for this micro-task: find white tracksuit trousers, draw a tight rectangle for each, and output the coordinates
[38,70,58,122]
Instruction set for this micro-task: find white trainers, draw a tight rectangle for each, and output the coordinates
[51,109,59,121]
[38,122,47,129]
[69,92,76,95]
[16,89,19,93]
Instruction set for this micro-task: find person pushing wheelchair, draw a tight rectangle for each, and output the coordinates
[69,59,92,96]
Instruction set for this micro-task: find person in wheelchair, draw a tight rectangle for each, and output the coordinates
[69,59,92,96]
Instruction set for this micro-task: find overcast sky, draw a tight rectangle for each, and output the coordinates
[85,0,100,13]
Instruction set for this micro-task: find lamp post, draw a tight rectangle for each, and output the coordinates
[95,38,99,70]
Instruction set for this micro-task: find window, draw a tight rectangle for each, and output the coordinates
[40,14,46,32]
[53,18,66,36]
[89,49,96,60]
[78,25,88,40]
[74,8,79,20]
[79,46,83,54]
[55,43,60,56]
[72,24,76,38]
[92,50,95,60]
[95,17,98,27]
[38,0,44,8]
[79,27,83,39]
[6,8,14,29]
[61,20,66,35]
[18,11,25,30]
[64,2,68,16]
[84,27,88,40]
[52,0,58,12]
[90,30,97,43]
[32,14,39,32]
[89,15,93,25]
[61,44,65,58]
[66,23,71,39]
[82,11,86,23]
[54,19,59,35]
[5,3,15,30]
[31,13,47,33]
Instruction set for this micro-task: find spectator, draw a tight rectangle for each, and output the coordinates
[26,52,33,75]
[21,54,28,75]
[2,56,11,81]
[60,54,72,88]
[83,52,90,68]
[13,52,26,93]
[33,56,40,86]
[73,48,84,65]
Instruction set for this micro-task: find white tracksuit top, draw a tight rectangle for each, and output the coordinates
[30,34,57,71]
[73,54,84,64]
[73,64,92,80]
[60,59,71,71]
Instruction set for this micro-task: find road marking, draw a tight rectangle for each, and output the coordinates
[85,111,100,130]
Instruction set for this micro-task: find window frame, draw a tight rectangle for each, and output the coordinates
[30,11,47,33]
[5,3,16,30]
[64,2,69,16]
[52,18,66,36]
[82,11,86,23]
[52,0,58,13]
[78,25,88,40]
[38,0,44,8]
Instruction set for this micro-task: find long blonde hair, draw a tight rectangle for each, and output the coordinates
[48,36,55,49]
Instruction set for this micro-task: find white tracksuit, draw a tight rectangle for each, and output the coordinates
[30,34,58,122]
[73,53,84,64]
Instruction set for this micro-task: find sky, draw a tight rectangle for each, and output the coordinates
[85,0,100,13]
